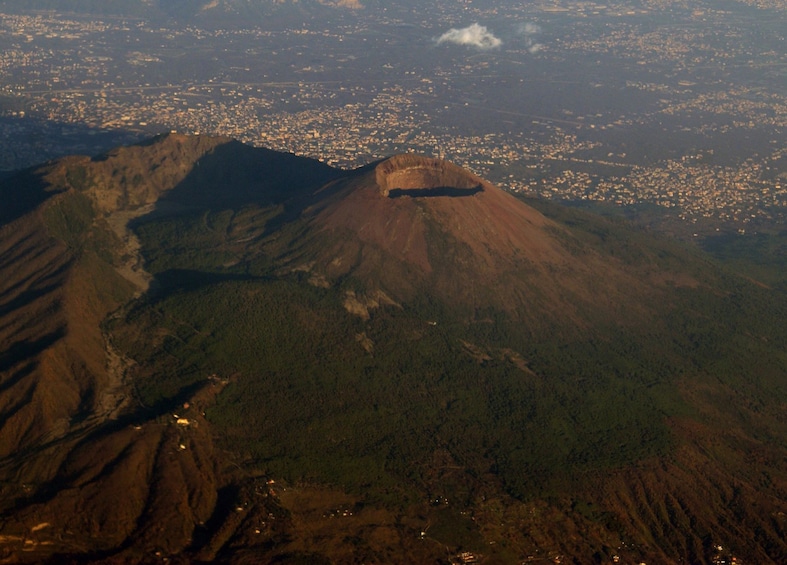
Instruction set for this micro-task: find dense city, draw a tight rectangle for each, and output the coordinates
[1,0,785,237]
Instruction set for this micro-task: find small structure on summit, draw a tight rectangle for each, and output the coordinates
[375,154,485,198]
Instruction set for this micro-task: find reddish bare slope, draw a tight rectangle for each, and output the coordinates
[285,154,662,329]
[0,211,76,458]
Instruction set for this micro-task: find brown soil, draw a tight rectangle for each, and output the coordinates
[303,154,662,331]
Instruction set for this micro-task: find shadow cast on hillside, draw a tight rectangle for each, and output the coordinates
[0,329,65,376]
[0,271,70,318]
[124,139,348,275]
[150,269,266,296]
[0,168,64,226]
[125,138,352,295]
[154,139,342,211]
[387,185,483,198]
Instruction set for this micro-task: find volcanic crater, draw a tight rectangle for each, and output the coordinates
[375,154,484,198]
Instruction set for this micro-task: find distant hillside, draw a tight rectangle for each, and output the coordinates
[1,134,787,564]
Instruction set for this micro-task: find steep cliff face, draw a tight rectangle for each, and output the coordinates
[374,154,484,197]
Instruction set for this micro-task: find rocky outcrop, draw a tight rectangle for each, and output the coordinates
[375,154,485,197]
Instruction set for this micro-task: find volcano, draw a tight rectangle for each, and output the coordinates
[1,134,786,564]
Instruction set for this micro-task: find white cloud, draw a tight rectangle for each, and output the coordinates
[436,23,502,50]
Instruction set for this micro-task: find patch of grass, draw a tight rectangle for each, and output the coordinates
[43,191,95,247]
